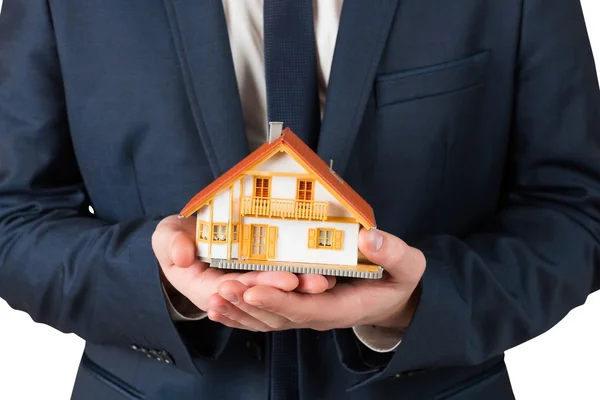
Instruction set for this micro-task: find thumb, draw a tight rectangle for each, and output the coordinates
[152,215,197,268]
[170,229,197,268]
[358,228,424,280]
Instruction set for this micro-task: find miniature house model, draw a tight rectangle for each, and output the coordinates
[179,123,382,278]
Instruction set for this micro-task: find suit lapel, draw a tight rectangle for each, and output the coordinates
[317,0,400,177]
[163,0,249,178]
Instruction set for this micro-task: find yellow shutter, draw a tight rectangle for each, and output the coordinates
[267,226,278,259]
[333,230,344,250]
[307,228,317,249]
[241,224,251,258]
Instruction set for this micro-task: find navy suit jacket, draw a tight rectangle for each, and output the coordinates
[1,1,599,399]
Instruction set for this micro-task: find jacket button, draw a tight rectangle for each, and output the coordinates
[131,345,174,365]
[157,350,174,365]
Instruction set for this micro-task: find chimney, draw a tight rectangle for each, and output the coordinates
[268,121,283,143]
[329,159,334,170]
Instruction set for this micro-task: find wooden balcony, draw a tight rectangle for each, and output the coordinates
[241,196,328,221]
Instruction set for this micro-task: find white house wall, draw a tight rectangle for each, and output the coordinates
[243,217,359,266]
[212,188,231,222]
[211,243,228,259]
[314,182,353,217]
[243,175,253,197]
[254,152,306,173]
[197,242,209,258]
[231,243,239,259]
[197,204,210,221]
[270,175,296,199]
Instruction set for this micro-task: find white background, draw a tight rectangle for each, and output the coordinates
[0,1,599,399]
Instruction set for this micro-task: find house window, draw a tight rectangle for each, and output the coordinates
[212,224,227,242]
[198,222,209,241]
[254,177,270,198]
[297,180,314,201]
[232,224,239,242]
[317,229,334,248]
[308,228,344,250]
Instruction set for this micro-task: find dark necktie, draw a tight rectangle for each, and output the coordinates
[264,1,321,399]
[264,0,321,149]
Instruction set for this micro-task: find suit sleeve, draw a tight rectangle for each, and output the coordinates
[341,0,600,389]
[0,0,225,375]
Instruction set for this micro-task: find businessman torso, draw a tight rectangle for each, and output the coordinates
[57,1,516,397]
[2,0,598,399]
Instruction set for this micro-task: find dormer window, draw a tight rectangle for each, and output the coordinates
[297,180,314,201]
[254,177,270,198]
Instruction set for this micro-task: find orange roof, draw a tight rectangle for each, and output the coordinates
[179,127,376,228]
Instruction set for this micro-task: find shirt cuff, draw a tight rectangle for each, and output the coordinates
[352,325,404,353]
[161,283,208,321]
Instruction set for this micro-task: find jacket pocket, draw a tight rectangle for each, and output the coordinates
[80,353,146,400]
[375,50,490,107]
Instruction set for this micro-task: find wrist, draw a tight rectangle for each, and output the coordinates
[373,283,421,330]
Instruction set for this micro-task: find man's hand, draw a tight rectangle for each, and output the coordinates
[152,215,336,324]
[207,228,425,332]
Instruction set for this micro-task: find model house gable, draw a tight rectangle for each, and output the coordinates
[242,152,354,219]
[180,129,375,226]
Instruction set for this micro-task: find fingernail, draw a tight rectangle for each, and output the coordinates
[222,293,238,304]
[367,229,384,252]
[214,306,228,315]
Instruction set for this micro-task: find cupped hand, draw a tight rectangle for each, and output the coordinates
[152,215,335,317]
[207,227,424,332]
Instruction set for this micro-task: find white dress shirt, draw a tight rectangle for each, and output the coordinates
[165,0,402,354]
